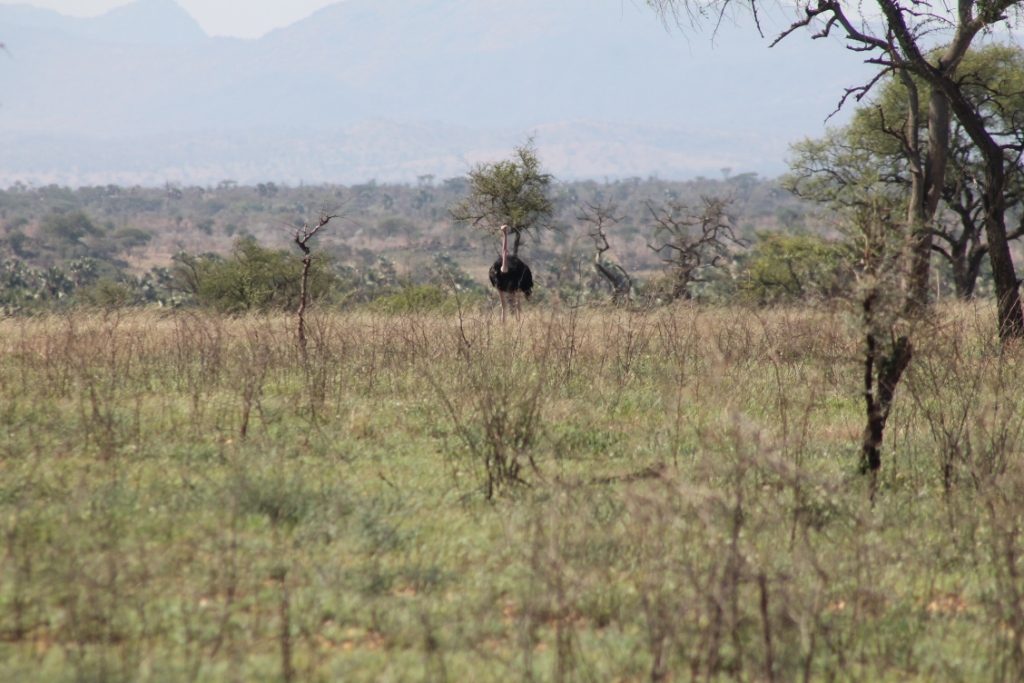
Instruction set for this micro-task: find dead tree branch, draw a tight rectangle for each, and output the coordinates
[646,196,745,299]
[578,200,634,303]
[294,210,336,355]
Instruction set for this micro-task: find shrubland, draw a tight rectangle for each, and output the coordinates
[2,302,1022,682]
[0,176,821,314]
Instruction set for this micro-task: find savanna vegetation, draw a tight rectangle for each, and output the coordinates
[3,303,1024,682]
[3,19,1024,679]
[1,113,1022,682]
[0,170,837,314]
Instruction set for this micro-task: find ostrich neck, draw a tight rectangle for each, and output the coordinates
[501,231,509,273]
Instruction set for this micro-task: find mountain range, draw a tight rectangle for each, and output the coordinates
[0,0,875,186]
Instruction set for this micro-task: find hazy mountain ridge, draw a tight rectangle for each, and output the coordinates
[1,0,205,45]
[0,0,874,185]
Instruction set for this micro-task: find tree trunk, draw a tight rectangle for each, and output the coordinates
[963,249,986,300]
[930,58,1024,339]
[902,72,929,310]
[297,252,312,356]
[906,85,951,310]
[981,160,1024,339]
[950,247,973,300]
[594,257,632,302]
[861,293,913,485]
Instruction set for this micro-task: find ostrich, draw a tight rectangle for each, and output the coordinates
[489,224,533,321]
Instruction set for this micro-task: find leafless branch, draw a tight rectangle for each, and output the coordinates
[578,200,634,301]
[829,67,896,120]
[294,210,336,255]
[645,196,744,299]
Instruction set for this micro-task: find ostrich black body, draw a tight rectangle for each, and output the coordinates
[489,256,533,298]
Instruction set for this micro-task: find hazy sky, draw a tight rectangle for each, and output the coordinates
[0,0,339,38]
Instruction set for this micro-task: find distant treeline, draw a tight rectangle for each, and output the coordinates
[0,175,865,313]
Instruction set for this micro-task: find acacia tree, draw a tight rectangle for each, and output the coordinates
[649,0,1024,339]
[942,44,1024,299]
[648,0,1024,481]
[449,140,554,256]
[787,44,1024,299]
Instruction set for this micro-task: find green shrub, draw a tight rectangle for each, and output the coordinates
[172,236,337,312]
[76,278,138,309]
[369,283,480,314]
[738,232,856,304]
[39,210,101,254]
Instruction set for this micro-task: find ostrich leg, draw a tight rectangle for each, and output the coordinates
[498,290,508,322]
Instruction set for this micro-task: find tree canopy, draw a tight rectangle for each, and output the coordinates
[787,44,1024,298]
[449,141,554,256]
[649,0,1024,337]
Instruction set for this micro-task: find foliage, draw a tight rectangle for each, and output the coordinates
[368,283,483,314]
[3,177,807,267]
[649,0,1024,335]
[429,253,481,293]
[171,237,337,312]
[787,45,1024,209]
[738,232,857,304]
[449,140,554,254]
[39,210,102,257]
[1,176,820,314]
[787,44,1024,301]
[76,278,141,309]
[0,258,108,312]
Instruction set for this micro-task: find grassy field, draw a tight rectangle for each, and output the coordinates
[1,302,1023,682]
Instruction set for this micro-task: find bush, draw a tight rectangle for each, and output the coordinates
[40,210,101,250]
[737,232,856,305]
[172,237,337,312]
[369,283,482,314]
[76,278,138,309]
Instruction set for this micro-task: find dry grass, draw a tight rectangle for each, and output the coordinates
[1,301,1023,681]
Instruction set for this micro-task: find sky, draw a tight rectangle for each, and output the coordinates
[0,0,339,38]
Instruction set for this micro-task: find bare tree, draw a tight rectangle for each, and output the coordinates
[293,211,335,355]
[578,200,634,303]
[646,196,744,300]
